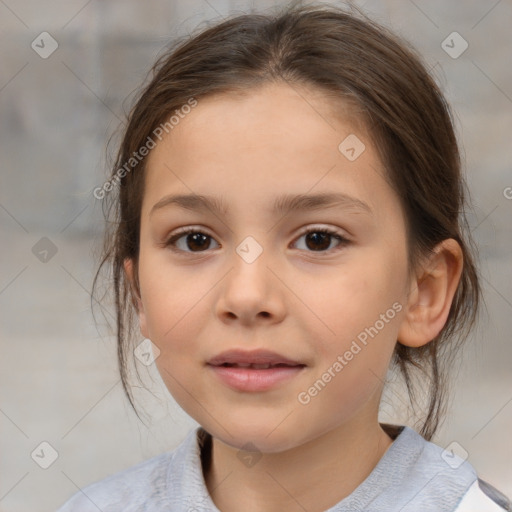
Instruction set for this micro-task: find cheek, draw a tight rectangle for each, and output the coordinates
[140,257,210,406]
[296,266,403,427]
[300,257,405,352]
[137,250,211,351]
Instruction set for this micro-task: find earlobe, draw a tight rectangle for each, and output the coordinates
[397,239,463,348]
[123,258,149,339]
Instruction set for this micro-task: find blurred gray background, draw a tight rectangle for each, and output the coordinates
[1,1,511,511]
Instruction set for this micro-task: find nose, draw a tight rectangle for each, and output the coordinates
[214,241,286,327]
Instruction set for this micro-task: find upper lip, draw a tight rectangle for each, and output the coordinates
[207,349,305,367]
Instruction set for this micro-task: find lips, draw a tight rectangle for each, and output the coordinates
[207,349,305,368]
[207,349,306,392]
[218,362,298,369]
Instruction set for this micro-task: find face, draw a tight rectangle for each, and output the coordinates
[128,82,413,453]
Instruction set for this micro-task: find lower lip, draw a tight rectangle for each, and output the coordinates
[208,365,305,392]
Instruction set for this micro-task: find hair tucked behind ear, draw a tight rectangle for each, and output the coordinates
[92,2,481,440]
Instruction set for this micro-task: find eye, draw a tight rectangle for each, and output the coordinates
[164,228,219,253]
[292,227,350,253]
[163,226,350,254]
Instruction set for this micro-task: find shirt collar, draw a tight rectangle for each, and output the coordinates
[164,424,476,511]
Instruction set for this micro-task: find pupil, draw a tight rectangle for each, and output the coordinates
[306,232,330,251]
[187,233,209,251]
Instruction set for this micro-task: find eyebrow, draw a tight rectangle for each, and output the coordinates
[149,192,373,218]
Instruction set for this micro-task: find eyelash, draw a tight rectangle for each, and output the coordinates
[163,226,351,255]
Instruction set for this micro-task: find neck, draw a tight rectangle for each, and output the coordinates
[203,419,395,512]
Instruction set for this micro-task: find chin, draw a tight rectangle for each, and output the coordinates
[203,412,306,454]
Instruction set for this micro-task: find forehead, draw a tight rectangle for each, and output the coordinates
[150,83,365,161]
[142,82,396,221]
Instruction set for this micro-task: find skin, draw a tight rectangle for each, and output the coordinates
[124,82,463,512]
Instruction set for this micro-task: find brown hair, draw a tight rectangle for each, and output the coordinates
[92,2,481,441]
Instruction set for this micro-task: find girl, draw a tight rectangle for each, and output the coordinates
[58,3,510,511]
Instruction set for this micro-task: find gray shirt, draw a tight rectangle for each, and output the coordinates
[57,424,511,511]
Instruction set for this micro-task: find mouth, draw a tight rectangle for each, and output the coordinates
[207,348,305,368]
[207,349,306,392]
[213,362,304,369]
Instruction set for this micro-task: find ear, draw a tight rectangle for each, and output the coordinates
[397,238,463,348]
[123,258,149,339]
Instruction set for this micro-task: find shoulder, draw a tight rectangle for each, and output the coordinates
[413,431,511,511]
[56,426,216,512]
[56,450,175,512]
[364,424,511,512]
[453,479,512,511]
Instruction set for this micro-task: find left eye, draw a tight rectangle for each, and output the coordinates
[165,229,220,253]
[164,227,349,254]
[293,228,349,252]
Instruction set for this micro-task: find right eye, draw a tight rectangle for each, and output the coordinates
[164,228,220,253]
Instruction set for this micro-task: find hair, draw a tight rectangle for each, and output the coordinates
[92,2,481,441]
